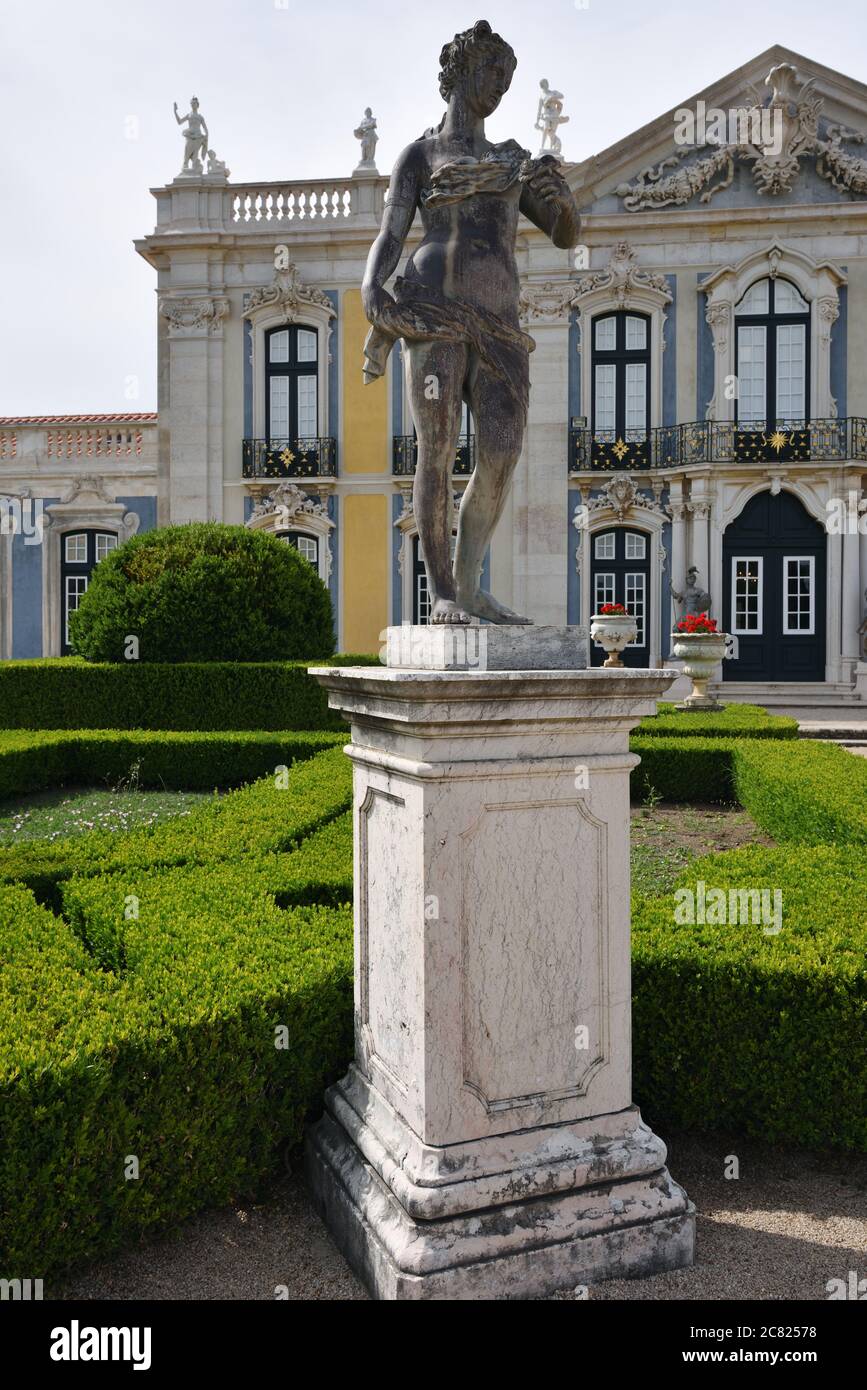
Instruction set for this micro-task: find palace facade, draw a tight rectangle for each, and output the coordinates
[3,44,867,701]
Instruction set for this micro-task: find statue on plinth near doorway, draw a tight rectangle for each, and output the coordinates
[535,78,569,159]
[671,566,712,620]
[360,20,580,624]
[174,96,209,175]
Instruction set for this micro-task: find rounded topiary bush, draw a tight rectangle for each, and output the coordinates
[69,523,335,662]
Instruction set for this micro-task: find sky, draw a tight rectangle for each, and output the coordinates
[2,0,866,415]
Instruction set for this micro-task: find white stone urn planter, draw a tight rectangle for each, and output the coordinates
[590,612,638,668]
[670,632,728,710]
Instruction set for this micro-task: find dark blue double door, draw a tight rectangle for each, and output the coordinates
[723,491,825,682]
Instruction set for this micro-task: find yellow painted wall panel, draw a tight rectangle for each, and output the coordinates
[342,493,389,654]
[846,263,867,418]
[343,288,388,474]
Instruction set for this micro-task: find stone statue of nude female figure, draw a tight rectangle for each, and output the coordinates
[361,19,581,624]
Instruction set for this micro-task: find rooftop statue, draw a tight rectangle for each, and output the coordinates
[361,20,580,624]
[354,108,379,172]
[535,78,569,159]
[174,97,209,175]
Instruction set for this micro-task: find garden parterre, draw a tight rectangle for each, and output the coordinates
[0,712,864,1280]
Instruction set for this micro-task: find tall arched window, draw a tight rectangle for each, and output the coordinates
[266,325,318,442]
[591,311,650,468]
[735,277,810,428]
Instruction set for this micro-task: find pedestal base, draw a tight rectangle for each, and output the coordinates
[674,697,725,712]
[306,1068,695,1301]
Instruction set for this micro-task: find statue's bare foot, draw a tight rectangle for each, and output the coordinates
[430,597,471,625]
[457,588,532,624]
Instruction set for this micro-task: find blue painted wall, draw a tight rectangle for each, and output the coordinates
[118,496,157,533]
[663,275,677,426]
[696,274,715,420]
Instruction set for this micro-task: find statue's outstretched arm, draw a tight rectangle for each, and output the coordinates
[519,169,580,250]
[361,144,422,322]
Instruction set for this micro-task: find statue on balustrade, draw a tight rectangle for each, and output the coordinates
[671,566,712,620]
[354,109,379,171]
[360,20,580,624]
[174,96,209,175]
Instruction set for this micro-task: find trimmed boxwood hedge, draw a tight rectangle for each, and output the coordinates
[632,735,867,843]
[0,728,344,802]
[0,742,352,904]
[2,730,866,1281]
[0,656,379,732]
[633,845,867,1150]
[635,702,798,739]
[68,522,336,663]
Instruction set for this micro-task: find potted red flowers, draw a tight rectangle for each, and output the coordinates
[671,611,727,709]
[590,602,638,668]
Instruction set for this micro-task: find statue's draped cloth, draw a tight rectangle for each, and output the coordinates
[362,148,551,417]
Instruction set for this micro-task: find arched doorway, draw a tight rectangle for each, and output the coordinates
[589,527,651,668]
[723,490,826,681]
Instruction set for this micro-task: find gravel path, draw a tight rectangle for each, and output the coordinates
[56,1132,866,1302]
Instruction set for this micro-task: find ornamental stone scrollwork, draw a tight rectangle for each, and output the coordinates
[246,481,334,583]
[584,476,666,523]
[159,296,230,338]
[58,475,117,506]
[615,63,867,210]
[518,280,578,324]
[575,241,672,306]
[247,481,330,525]
[244,265,336,321]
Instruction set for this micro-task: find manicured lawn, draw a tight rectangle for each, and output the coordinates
[0,786,217,843]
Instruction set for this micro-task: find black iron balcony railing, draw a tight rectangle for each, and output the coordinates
[392,434,476,476]
[569,418,867,471]
[242,437,337,479]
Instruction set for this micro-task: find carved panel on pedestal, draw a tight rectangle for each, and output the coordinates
[358,785,415,1099]
[459,798,609,1114]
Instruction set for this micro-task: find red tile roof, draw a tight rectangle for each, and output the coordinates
[0,414,158,425]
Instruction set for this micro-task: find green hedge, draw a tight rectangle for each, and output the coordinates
[1,877,352,1276]
[0,728,344,802]
[68,522,336,663]
[633,845,867,1150]
[0,656,379,732]
[0,744,352,903]
[632,736,867,843]
[3,728,866,1279]
[635,702,798,739]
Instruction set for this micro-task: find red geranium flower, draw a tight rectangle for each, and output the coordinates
[599,602,629,616]
[676,611,718,634]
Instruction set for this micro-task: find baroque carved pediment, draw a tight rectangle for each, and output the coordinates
[615,63,867,210]
[248,481,332,526]
[244,265,335,320]
[575,242,671,306]
[584,476,668,522]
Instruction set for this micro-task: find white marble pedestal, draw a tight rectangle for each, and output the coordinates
[305,655,694,1300]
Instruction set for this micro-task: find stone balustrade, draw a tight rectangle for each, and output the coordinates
[148,173,389,236]
[0,416,158,467]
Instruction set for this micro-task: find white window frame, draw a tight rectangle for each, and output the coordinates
[594,532,616,560]
[731,555,763,636]
[625,571,646,647]
[782,554,815,636]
